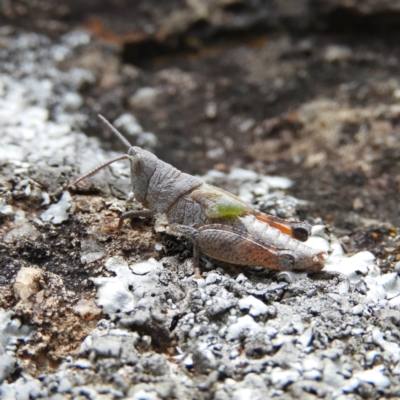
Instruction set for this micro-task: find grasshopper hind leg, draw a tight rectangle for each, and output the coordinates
[169,224,201,279]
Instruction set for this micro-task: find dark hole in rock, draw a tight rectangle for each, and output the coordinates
[223,3,250,14]
[320,8,400,35]
[169,314,180,332]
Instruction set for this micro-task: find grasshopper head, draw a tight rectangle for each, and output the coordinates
[127,146,139,156]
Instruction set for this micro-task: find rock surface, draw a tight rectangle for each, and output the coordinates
[0,4,400,399]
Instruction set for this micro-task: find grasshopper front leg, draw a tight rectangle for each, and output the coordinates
[105,209,154,231]
[169,224,202,279]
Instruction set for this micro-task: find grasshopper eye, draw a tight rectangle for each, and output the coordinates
[292,227,309,242]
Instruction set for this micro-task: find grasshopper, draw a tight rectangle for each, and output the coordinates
[70,115,326,278]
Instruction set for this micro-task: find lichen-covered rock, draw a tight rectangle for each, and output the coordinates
[1,8,400,399]
[0,309,35,383]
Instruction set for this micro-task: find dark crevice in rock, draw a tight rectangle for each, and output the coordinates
[315,8,400,34]
[121,8,400,67]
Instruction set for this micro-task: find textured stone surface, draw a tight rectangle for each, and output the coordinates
[1,6,400,399]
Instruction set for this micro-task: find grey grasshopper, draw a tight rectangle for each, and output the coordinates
[70,115,327,278]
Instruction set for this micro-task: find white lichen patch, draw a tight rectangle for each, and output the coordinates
[40,191,72,225]
[91,257,163,315]
[91,257,136,315]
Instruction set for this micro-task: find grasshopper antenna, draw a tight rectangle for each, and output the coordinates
[98,114,132,150]
[69,154,132,187]
[69,116,133,187]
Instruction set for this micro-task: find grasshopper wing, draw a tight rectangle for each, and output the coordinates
[190,184,253,219]
[190,184,311,242]
[253,211,311,242]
